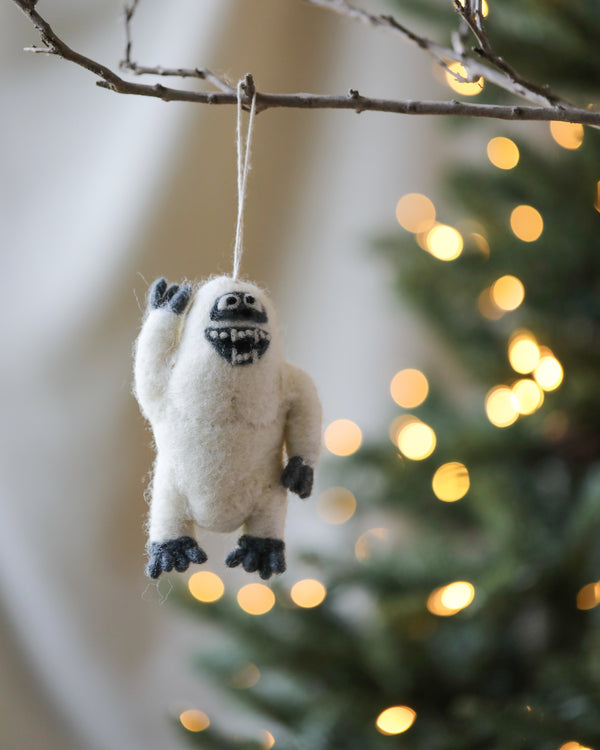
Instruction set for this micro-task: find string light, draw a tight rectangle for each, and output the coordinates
[355,528,388,561]
[559,743,594,750]
[389,415,419,446]
[508,331,540,374]
[237,583,275,615]
[490,275,525,311]
[510,205,543,242]
[261,730,276,749]
[179,710,210,733]
[487,136,519,169]
[397,419,437,460]
[471,232,490,257]
[511,379,544,415]
[188,571,225,603]
[478,288,504,321]
[230,663,261,689]
[485,386,519,427]
[432,462,470,502]
[445,62,484,96]
[425,224,464,260]
[576,582,600,611]
[324,419,362,456]
[375,706,417,735]
[534,354,564,391]
[395,193,436,233]
[316,487,357,524]
[290,579,327,608]
[550,121,584,150]
[427,581,475,616]
[390,368,429,408]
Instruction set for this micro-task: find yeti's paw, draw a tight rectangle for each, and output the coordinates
[225,535,286,580]
[148,277,192,315]
[281,456,314,499]
[145,536,207,579]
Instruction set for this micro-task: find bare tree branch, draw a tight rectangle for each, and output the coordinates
[9,0,600,126]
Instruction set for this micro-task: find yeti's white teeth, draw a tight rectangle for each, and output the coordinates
[231,329,237,342]
[259,331,266,339]
[237,330,246,339]
[220,331,229,339]
[209,330,218,339]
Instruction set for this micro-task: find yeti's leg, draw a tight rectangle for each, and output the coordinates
[146,467,207,579]
[226,491,287,580]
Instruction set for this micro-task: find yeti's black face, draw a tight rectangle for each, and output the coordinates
[204,291,271,366]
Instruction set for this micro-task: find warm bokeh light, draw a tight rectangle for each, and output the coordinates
[559,743,594,750]
[478,288,504,320]
[375,706,417,735]
[471,232,490,256]
[427,587,459,616]
[290,579,327,608]
[485,385,519,427]
[445,62,484,96]
[550,121,584,150]
[389,415,419,445]
[510,205,543,242]
[390,368,429,408]
[426,224,464,260]
[230,662,261,689]
[490,275,524,311]
[432,462,470,502]
[512,378,544,415]
[237,583,276,615]
[508,331,540,374]
[179,710,210,732]
[262,730,276,749]
[441,581,475,610]
[188,571,225,603]
[487,137,519,169]
[324,419,362,456]
[355,528,388,561]
[397,420,437,460]
[576,582,600,611]
[395,193,436,233]
[534,355,564,391]
[316,487,357,524]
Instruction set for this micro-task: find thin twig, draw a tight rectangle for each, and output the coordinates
[10,0,600,125]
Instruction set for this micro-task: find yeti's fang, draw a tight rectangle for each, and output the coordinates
[204,326,270,366]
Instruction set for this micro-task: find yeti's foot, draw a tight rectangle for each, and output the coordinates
[146,536,207,579]
[225,535,286,580]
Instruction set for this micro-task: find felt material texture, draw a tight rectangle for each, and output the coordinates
[134,275,322,578]
[225,534,286,580]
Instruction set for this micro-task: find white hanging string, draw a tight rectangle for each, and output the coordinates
[232,79,257,280]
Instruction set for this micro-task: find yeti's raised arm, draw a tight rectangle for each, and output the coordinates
[281,363,322,499]
[133,278,191,419]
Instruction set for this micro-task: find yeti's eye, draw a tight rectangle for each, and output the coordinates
[217,294,240,311]
[244,294,260,309]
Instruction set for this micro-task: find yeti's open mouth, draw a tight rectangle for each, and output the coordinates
[204,326,270,366]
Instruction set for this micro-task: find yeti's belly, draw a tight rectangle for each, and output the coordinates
[154,407,286,532]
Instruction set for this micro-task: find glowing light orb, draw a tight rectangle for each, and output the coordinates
[375,706,416,735]
[425,224,464,261]
[508,331,540,374]
[390,368,429,408]
[485,386,519,428]
[440,581,475,610]
[262,730,276,749]
[316,487,357,524]
[534,356,564,391]
[490,275,524,311]
[511,379,544,415]
[237,583,275,615]
[487,137,519,169]
[290,579,327,608]
[179,710,210,732]
[550,121,584,150]
[395,193,436,233]
[397,420,437,460]
[230,663,261,689]
[324,419,362,456]
[432,462,470,502]
[188,571,225,603]
[478,288,504,321]
[576,582,600,611]
[510,205,543,242]
[445,62,484,96]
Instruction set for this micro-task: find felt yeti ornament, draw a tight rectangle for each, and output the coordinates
[134,275,322,581]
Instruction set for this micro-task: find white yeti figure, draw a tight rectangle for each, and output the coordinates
[134,276,322,580]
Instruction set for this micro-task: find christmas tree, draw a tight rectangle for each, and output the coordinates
[172,2,600,748]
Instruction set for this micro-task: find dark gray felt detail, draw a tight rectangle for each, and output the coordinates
[225,535,286,580]
[281,456,314,499]
[146,536,207,579]
[149,277,191,315]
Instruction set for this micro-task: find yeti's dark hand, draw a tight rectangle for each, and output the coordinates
[145,536,207,579]
[148,277,192,315]
[225,535,286,580]
[281,456,314,499]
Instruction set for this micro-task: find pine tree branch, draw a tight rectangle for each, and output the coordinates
[10,0,600,126]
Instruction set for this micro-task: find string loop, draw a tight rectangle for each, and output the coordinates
[232,78,257,280]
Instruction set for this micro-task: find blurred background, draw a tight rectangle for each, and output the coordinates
[2,1,600,749]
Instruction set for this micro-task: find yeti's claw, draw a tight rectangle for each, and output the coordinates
[281,456,314,499]
[148,278,192,315]
[145,536,207,579]
[225,535,286,580]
